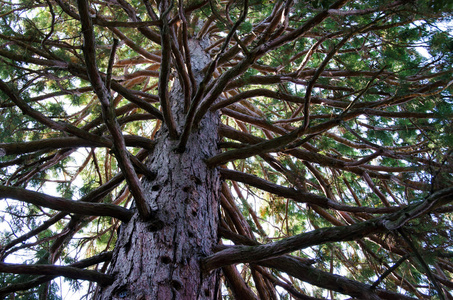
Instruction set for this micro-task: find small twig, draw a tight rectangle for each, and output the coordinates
[299,21,377,130]
[105,39,119,93]
[342,66,387,116]
[397,228,446,300]
[345,148,384,167]
[42,0,55,46]
[370,254,409,290]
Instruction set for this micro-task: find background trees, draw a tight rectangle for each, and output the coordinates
[0,0,452,299]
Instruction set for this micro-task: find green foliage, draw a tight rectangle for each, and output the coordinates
[429,31,453,56]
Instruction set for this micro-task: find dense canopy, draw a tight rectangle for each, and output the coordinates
[0,0,453,299]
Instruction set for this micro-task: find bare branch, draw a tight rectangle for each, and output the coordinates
[202,218,385,272]
[258,256,418,300]
[0,135,155,156]
[0,252,113,295]
[0,185,133,222]
[77,0,153,219]
[158,0,179,139]
[0,261,114,286]
[203,186,453,271]
[105,39,119,92]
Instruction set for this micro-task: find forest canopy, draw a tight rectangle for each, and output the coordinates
[0,0,453,299]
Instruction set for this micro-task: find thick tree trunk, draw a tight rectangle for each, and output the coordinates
[97,40,221,299]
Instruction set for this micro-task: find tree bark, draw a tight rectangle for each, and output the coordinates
[97,39,221,299]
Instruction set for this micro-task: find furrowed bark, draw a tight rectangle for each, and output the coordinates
[97,39,221,299]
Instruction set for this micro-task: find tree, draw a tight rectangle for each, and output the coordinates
[0,0,452,298]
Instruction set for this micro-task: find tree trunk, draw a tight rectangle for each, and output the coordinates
[97,39,221,299]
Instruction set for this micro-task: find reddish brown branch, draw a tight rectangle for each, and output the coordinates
[0,261,114,287]
[0,135,155,156]
[219,226,416,300]
[258,256,417,300]
[218,125,421,183]
[222,265,258,300]
[177,0,249,151]
[0,252,113,296]
[0,79,113,146]
[158,0,179,139]
[0,185,133,222]
[204,186,453,271]
[178,0,196,108]
[203,218,385,271]
[77,0,152,219]
[1,173,125,260]
[0,212,67,259]
[105,38,119,92]
[256,0,350,56]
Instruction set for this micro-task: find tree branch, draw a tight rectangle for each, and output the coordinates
[397,229,446,300]
[0,260,113,287]
[0,212,66,259]
[0,185,133,222]
[258,256,417,300]
[203,186,453,271]
[105,38,119,92]
[176,0,249,152]
[77,0,153,219]
[0,252,113,295]
[0,135,155,156]
[219,226,417,300]
[158,0,178,139]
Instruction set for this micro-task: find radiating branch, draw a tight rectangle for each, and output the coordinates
[219,226,417,300]
[158,0,179,139]
[0,185,133,222]
[0,135,155,156]
[370,254,409,290]
[202,218,385,272]
[77,0,153,219]
[0,261,114,287]
[0,79,113,146]
[0,252,113,296]
[203,186,453,271]
[0,212,66,260]
[177,0,249,152]
[258,256,418,300]
[298,20,379,129]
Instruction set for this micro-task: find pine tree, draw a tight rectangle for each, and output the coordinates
[0,0,452,299]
